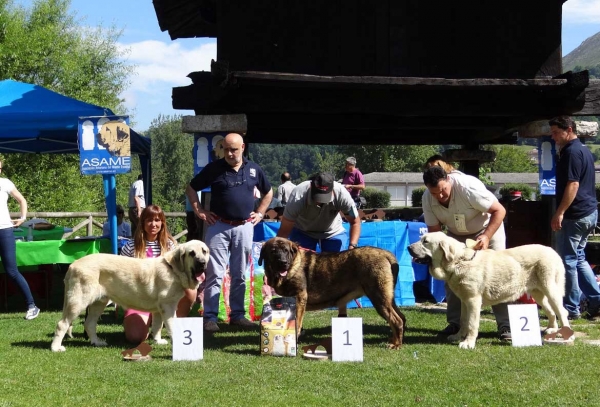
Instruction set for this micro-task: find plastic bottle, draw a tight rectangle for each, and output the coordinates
[27,225,33,242]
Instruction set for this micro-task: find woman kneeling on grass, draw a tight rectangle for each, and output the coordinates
[120,204,197,344]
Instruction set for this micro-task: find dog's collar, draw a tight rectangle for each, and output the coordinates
[466,250,478,261]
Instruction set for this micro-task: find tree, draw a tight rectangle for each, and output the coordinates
[248,144,339,186]
[485,146,537,173]
[145,115,194,212]
[339,145,439,173]
[0,0,132,112]
[0,0,135,214]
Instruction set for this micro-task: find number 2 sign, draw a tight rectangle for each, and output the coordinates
[507,304,542,347]
[332,318,363,362]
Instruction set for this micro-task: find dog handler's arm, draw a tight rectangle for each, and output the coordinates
[276,216,296,238]
[427,224,442,233]
[252,189,273,225]
[186,184,216,226]
[347,215,361,249]
[477,201,506,250]
[551,180,578,232]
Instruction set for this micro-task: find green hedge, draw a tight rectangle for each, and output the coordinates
[362,187,390,208]
[498,183,536,201]
[412,187,426,207]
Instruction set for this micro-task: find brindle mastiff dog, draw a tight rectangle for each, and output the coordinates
[259,237,406,349]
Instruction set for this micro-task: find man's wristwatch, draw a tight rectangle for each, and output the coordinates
[349,243,358,249]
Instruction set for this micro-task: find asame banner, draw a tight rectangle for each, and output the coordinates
[78,116,131,175]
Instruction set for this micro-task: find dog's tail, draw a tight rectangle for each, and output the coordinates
[384,251,400,288]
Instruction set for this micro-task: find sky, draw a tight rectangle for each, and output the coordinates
[14,0,600,132]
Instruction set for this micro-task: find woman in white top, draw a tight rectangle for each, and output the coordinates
[0,161,39,319]
[120,204,196,343]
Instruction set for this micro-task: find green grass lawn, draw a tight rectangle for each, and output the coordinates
[2,305,600,407]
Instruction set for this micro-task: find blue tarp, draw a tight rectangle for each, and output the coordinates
[253,220,446,306]
[0,79,153,252]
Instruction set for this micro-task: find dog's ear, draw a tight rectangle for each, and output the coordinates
[439,239,458,265]
[163,244,183,269]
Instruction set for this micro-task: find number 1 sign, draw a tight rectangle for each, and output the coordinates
[508,304,542,347]
[332,318,363,362]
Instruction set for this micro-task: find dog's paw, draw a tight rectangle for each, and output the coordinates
[91,339,107,347]
[543,327,559,335]
[458,340,476,349]
[51,345,66,352]
[154,339,168,345]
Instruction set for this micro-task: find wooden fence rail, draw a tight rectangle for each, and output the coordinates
[10,212,189,241]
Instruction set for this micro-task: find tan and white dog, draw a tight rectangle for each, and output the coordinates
[408,232,570,349]
[51,240,209,352]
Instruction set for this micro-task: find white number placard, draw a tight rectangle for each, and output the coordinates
[508,304,542,347]
[332,318,363,362]
[172,318,204,361]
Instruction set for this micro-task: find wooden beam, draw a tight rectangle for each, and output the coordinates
[230,71,570,88]
[574,79,600,116]
[181,114,247,133]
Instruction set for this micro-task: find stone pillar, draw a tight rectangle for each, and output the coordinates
[443,147,496,178]
[182,114,248,240]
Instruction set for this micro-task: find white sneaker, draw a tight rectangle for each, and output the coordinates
[25,306,40,320]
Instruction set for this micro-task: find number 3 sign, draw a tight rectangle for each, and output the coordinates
[172,318,204,361]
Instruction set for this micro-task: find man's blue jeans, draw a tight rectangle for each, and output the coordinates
[555,210,600,316]
[203,221,254,322]
[288,228,349,253]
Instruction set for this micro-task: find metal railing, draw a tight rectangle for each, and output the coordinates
[10,212,189,241]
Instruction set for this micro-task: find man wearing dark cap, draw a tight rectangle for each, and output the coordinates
[275,172,361,316]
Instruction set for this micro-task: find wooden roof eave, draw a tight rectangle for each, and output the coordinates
[173,69,591,118]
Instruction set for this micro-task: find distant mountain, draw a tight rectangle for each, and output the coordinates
[563,31,600,72]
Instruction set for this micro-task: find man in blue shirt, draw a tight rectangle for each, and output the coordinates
[186,133,272,332]
[550,116,600,320]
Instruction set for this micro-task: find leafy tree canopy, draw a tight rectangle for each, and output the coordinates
[484,145,537,173]
[0,0,135,215]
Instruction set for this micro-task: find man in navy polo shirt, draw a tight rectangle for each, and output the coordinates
[186,133,272,332]
[550,116,600,320]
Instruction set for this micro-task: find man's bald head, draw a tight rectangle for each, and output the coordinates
[222,133,245,167]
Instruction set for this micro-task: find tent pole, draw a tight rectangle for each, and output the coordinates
[103,174,118,254]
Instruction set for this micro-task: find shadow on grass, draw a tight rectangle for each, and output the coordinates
[203,324,262,355]
[14,330,130,351]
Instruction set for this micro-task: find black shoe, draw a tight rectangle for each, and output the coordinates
[498,327,512,341]
[568,313,581,321]
[439,324,460,335]
[583,308,600,321]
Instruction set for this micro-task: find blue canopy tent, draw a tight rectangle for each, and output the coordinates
[0,79,152,253]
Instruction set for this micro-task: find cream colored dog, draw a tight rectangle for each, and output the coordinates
[51,240,209,352]
[408,232,570,349]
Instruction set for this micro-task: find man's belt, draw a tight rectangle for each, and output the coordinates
[215,216,252,226]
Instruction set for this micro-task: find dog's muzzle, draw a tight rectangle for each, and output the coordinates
[192,260,207,281]
[408,245,431,265]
